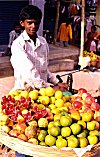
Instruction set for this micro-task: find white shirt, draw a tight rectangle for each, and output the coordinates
[10,30,58,90]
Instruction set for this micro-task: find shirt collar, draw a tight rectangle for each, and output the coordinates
[22,30,44,47]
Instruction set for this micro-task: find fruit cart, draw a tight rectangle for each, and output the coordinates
[0,68,100,157]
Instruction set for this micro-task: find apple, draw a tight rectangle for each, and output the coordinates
[85,95,95,105]
[1,125,10,133]
[73,101,82,110]
[17,115,25,123]
[94,111,100,122]
[91,102,100,111]
[15,123,27,134]
[82,92,91,101]
[9,129,19,137]
[18,134,28,142]
[78,88,87,97]
[74,96,82,102]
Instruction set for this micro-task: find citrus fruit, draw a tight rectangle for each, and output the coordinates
[77,120,86,129]
[39,141,47,146]
[54,120,61,127]
[54,114,61,121]
[48,121,54,129]
[87,121,96,131]
[61,127,71,137]
[71,112,81,121]
[20,90,28,98]
[55,90,63,99]
[77,130,88,138]
[40,96,50,105]
[60,110,68,116]
[38,118,48,128]
[63,102,72,108]
[88,135,98,145]
[38,133,46,141]
[45,87,55,97]
[60,116,72,127]
[48,104,56,110]
[29,90,38,100]
[82,112,92,122]
[89,130,100,136]
[45,135,56,146]
[39,88,46,96]
[49,126,60,136]
[56,138,67,148]
[78,137,88,148]
[50,97,56,104]
[70,123,81,135]
[51,108,60,114]
[55,99,64,108]
[67,136,79,148]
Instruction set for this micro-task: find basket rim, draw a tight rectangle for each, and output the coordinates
[0,130,100,157]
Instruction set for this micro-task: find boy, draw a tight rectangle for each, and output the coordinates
[11,5,58,157]
[11,5,58,92]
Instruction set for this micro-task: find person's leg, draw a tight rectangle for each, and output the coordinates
[64,41,68,47]
[16,152,25,157]
[59,41,64,47]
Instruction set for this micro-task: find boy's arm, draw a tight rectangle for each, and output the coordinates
[11,40,49,89]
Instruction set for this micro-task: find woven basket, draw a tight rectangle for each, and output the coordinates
[0,130,100,157]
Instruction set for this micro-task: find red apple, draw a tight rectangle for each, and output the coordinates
[74,96,82,102]
[92,121,100,130]
[82,103,91,111]
[9,129,19,137]
[85,95,95,105]
[91,102,100,111]
[73,101,83,110]
[82,92,91,101]
[78,88,87,97]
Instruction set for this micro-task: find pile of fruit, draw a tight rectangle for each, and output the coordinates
[83,51,100,67]
[0,87,100,149]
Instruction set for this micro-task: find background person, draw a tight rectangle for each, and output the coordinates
[57,19,72,47]
[5,22,21,56]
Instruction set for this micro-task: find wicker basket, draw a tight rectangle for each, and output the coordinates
[0,130,100,157]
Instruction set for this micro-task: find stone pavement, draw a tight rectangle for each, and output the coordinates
[0,44,80,78]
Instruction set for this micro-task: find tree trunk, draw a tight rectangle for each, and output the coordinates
[53,0,60,44]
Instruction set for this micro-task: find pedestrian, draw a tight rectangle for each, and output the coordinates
[10,5,59,157]
[57,19,72,47]
[84,25,98,52]
[5,22,21,56]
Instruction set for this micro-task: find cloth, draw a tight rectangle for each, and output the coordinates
[10,30,58,90]
[58,23,72,42]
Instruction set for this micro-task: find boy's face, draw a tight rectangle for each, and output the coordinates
[20,19,40,36]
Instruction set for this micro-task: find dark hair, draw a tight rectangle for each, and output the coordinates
[19,5,42,22]
[14,22,20,27]
[91,25,96,31]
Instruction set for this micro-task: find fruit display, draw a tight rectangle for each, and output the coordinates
[83,51,100,67]
[0,87,100,150]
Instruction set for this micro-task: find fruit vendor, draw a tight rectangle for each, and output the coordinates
[10,5,59,92]
[10,4,59,157]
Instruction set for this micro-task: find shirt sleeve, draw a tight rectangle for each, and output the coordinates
[11,40,49,89]
[69,25,72,39]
